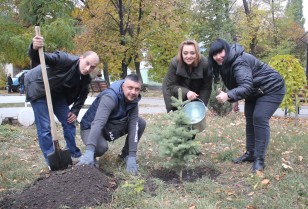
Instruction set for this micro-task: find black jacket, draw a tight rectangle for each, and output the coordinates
[25,45,91,116]
[213,44,284,102]
[7,76,12,85]
[162,55,212,111]
[18,73,25,85]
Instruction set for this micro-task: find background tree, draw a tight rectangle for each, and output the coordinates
[0,0,31,68]
[0,0,78,69]
[73,0,152,81]
[73,0,192,82]
[253,0,306,64]
[191,0,237,48]
[285,0,304,27]
[18,0,75,26]
[191,0,236,116]
[146,0,192,83]
[0,0,307,86]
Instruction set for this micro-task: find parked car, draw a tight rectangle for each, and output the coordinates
[11,70,29,92]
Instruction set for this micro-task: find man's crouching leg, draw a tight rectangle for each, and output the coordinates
[119,117,146,161]
[77,129,108,166]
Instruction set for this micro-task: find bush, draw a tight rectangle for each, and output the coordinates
[269,55,307,114]
[208,80,232,116]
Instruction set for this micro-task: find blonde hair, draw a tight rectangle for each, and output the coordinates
[177,40,201,67]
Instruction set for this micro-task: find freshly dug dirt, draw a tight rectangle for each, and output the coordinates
[0,164,219,208]
[0,165,117,209]
[149,165,220,184]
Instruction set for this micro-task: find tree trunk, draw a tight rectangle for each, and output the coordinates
[134,54,143,84]
[242,0,257,55]
[270,0,278,47]
[103,62,110,86]
[121,60,128,79]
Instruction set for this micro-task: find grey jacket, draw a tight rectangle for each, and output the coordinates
[162,55,212,111]
[81,80,141,157]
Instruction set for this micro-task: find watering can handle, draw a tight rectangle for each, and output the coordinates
[193,98,205,104]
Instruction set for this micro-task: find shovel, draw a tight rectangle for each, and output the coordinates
[35,26,72,171]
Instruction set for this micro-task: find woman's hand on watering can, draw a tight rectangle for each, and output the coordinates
[216,89,229,103]
[187,91,199,101]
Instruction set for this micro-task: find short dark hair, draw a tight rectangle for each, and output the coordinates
[124,73,141,84]
[208,38,230,58]
[208,38,230,80]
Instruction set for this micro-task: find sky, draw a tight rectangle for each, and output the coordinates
[304,1,308,30]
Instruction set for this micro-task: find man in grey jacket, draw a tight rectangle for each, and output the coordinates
[77,74,146,175]
[25,34,100,166]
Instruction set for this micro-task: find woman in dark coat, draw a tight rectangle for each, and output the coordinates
[162,40,212,112]
[208,38,285,172]
[7,73,13,93]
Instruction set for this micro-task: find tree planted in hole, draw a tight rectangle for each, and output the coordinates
[155,89,200,181]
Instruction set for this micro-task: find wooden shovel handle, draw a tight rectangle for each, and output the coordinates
[35,26,58,143]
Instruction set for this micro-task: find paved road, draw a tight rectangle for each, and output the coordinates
[139,97,308,118]
[1,95,308,117]
[139,97,166,114]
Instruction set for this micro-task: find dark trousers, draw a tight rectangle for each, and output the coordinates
[80,117,146,157]
[7,84,12,93]
[244,86,286,159]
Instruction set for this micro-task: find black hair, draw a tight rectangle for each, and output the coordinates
[208,39,231,82]
[124,73,141,84]
[208,38,230,59]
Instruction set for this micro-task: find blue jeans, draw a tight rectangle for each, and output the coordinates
[31,92,81,162]
[244,86,286,159]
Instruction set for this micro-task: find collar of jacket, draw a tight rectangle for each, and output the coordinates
[173,57,204,79]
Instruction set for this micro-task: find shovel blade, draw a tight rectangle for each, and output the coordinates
[47,148,72,171]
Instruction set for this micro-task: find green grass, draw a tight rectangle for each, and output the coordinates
[0,108,307,209]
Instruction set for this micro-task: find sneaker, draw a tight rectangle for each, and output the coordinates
[72,156,81,164]
[71,152,82,158]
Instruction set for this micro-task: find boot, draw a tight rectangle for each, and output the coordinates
[252,157,265,172]
[232,151,254,164]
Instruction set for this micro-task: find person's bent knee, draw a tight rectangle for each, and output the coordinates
[96,139,109,156]
[139,117,146,132]
[95,146,108,157]
[253,114,267,125]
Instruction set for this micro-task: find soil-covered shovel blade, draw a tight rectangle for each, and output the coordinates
[48,142,72,171]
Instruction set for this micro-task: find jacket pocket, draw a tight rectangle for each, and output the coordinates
[251,87,264,97]
[102,117,128,141]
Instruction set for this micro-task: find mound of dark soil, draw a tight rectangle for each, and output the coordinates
[149,165,220,184]
[0,165,117,209]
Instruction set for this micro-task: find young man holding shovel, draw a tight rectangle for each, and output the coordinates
[25,34,100,166]
[77,74,146,175]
